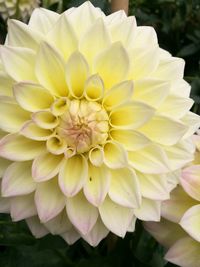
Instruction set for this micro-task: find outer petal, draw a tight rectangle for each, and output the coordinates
[10,193,37,221]
[61,227,80,245]
[99,196,133,237]
[180,205,200,242]
[0,46,36,82]
[14,82,54,112]
[81,218,109,247]
[35,178,65,223]
[83,164,110,207]
[0,71,14,97]
[134,198,161,221]
[26,216,49,238]
[59,155,88,197]
[165,237,200,267]
[128,144,169,174]
[134,26,158,47]
[66,191,98,235]
[0,157,11,177]
[2,161,36,197]
[94,42,129,89]
[0,134,46,161]
[109,168,141,208]
[181,112,200,139]
[35,42,68,97]
[32,152,64,182]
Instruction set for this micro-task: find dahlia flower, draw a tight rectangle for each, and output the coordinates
[0,2,199,246]
[145,134,200,267]
[0,0,39,21]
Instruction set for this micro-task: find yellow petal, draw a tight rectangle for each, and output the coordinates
[32,111,59,129]
[21,121,53,141]
[0,71,14,97]
[84,74,104,101]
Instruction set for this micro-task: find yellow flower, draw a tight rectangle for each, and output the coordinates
[0,2,199,246]
[0,0,39,21]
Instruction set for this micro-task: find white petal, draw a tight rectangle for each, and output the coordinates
[35,178,65,223]
[134,26,158,47]
[109,168,141,208]
[134,198,161,221]
[26,216,49,238]
[66,191,98,235]
[2,161,36,197]
[61,227,80,245]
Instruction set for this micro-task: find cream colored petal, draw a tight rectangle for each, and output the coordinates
[32,111,59,129]
[81,217,109,247]
[29,8,60,34]
[50,97,68,116]
[59,155,88,197]
[66,191,98,235]
[157,94,194,119]
[127,216,137,232]
[14,82,54,112]
[152,57,185,80]
[21,121,53,141]
[0,71,14,97]
[109,168,141,208]
[83,164,110,207]
[105,10,127,24]
[0,96,30,133]
[26,216,49,238]
[128,144,169,174]
[99,196,133,237]
[181,112,200,139]
[134,198,161,221]
[79,18,111,65]
[134,26,158,47]
[32,152,63,182]
[181,165,200,201]
[10,193,37,221]
[138,115,188,146]
[0,46,36,82]
[165,236,200,267]
[180,205,200,242]
[137,172,169,200]
[161,186,198,223]
[103,141,128,169]
[109,16,136,48]
[7,19,44,50]
[171,79,191,98]
[65,51,89,98]
[84,74,104,101]
[94,42,129,89]
[45,210,72,235]
[0,157,11,177]
[47,14,78,60]
[133,78,170,108]
[103,80,133,110]
[109,101,155,129]
[128,46,159,80]
[2,161,35,197]
[0,133,46,161]
[35,42,68,97]
[46,135,67,155]
[35,178,65,223]
[61,227,80,245]
[110,129,150,151]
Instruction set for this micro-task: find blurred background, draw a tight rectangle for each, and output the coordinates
[0,0,200,266]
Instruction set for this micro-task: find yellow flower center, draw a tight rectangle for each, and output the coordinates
[57,99,109,153]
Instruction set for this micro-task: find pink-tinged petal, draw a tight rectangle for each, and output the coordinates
[59,155,88,197]
[165,236,200,267]
[32,152,64,182]
[10,193,37,221]
[109,168,141,208]
[180,205,200,242]
[144,219,186,248]
[81,218,109,247]
[61,227,80,245]
[99,196,133,237]
[2,161,36,197]
[35,178,65,223]
[83,164,110,207]
[45,210,72,235]
[26,216,49,238]
[137,172,170,200]
[0,46,36,82]
[181,165,200,201]
[134,198,161,221]
[66,191,98,235]
[161,186,198,223]
[0,134,46,161]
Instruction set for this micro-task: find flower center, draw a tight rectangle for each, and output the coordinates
[57,99,109,153]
